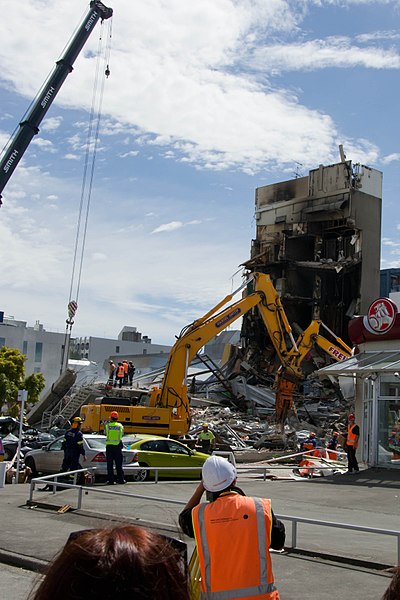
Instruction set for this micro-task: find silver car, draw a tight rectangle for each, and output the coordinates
[24,434,140,481]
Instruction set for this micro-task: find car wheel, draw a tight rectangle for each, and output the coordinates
[24,457,38,477]
[133,463,149,482]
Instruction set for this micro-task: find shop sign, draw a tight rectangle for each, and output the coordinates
[364,298,398,335]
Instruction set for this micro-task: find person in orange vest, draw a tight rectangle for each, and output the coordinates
[301,432,317,454]
[114,362,125,388]
[179,455,285,599]
[122,360,129,385]
[346,413,359,473]
[327,431,339,460]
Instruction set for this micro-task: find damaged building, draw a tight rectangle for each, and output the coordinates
[242,154,382,367]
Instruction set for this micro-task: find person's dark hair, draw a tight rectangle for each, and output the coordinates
[30,524,190,600]
[381,567,400,600]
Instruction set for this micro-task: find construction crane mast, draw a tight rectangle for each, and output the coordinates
[0,0,113,206]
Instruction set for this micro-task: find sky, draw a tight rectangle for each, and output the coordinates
[0,0,399,346]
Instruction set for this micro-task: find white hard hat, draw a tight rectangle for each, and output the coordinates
[202,455,237,492]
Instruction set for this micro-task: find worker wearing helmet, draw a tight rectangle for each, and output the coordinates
[60,416,86,474]
[327,431,340,460]
[179,455,285,599]
[197,423,215,455]
[105,411,125,485]
[346,413,359,473]
[302,432,317,453]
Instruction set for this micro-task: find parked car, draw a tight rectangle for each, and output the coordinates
[0,417,55,460]
[122,435,209,481]
[24,435,140,481]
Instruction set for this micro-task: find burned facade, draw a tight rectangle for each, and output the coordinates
[243,158,382,356]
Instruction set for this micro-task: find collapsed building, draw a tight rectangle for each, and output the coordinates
[240,154,382,379]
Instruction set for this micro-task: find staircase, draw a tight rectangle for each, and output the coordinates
[41,381,98,430]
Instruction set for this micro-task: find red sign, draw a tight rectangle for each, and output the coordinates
[364,298,398,335]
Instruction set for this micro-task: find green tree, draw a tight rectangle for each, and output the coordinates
[0,346,45,417]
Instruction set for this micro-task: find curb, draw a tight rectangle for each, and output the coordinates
[0,548,48,573]
[284,547,393,571]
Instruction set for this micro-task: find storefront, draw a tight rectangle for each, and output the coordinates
[319,298,400,469]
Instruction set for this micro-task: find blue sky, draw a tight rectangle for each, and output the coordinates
[0,0,399,345]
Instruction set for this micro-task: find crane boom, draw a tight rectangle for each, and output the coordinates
[0,1,113,206]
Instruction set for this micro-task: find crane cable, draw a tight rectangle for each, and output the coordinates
[61,15,113,372]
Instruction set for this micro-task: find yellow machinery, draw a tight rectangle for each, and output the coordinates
[80,272,352,434]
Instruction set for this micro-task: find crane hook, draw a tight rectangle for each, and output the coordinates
[105,64,110,78]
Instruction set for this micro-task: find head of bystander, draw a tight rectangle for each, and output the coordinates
[29,524,190,600]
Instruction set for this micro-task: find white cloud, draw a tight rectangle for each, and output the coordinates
[151,221,184,234]
[382,153,400,164]
[119,150,139,158]
[31,138,57,153]
[248,38,400,73]
[64,153,80,160]
[41,116,63,132]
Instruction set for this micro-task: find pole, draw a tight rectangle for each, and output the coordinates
[15,390,28,484]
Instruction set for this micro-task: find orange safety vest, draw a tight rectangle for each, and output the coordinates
[123,361,128,373]
[117,365,125,378]
[192,493,280,600]
[347,424,358,447]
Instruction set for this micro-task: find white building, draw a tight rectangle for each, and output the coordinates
[0,316,65,399]
[70,326,171,378]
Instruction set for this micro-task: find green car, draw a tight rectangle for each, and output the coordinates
[123,435,209,481]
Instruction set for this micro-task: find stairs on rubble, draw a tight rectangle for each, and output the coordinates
[41,381,98,430]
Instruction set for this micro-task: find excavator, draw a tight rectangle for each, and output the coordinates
[80,272,352,435]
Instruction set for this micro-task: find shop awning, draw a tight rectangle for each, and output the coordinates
[318,350,400,378]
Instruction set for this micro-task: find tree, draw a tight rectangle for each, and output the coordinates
[0,346,45,417]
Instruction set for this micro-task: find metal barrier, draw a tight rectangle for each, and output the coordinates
[28,468,400,566]
[28,468,188,510]
[277,513,400,566]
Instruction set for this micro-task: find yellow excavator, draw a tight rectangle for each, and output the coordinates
[80,272,351,434]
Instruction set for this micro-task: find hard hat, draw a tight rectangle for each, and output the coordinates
[202,423,209,427]
[333,431,339,436]
[202,456,237,493]
[348,413,355,420]
[110,411,119,419]
[72,417,82,423]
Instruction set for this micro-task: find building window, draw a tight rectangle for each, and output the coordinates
[143,349,147,355]
[0,338,5,348]
[23,341,28,355]
[34,367,41,374]
[35,342,43,362]
[116,346,120,353]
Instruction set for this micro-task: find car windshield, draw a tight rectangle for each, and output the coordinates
[84,436,107,450]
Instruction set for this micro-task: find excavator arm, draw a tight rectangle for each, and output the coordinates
[148,272,299,429]
[275,320,352,424]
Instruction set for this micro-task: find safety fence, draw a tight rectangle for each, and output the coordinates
[28,467,400,567]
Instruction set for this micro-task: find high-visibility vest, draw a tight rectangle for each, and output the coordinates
[117,365,125,377]
[105,422,124,445]
[123,362,128,373]
[347,424,358,447]
[198,431,215,441]
[192,494,280,599]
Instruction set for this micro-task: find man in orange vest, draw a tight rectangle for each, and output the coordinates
[122,360,129,385]
[179,455,285,599]
[346,413,360,473]
[114,362,125,388]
